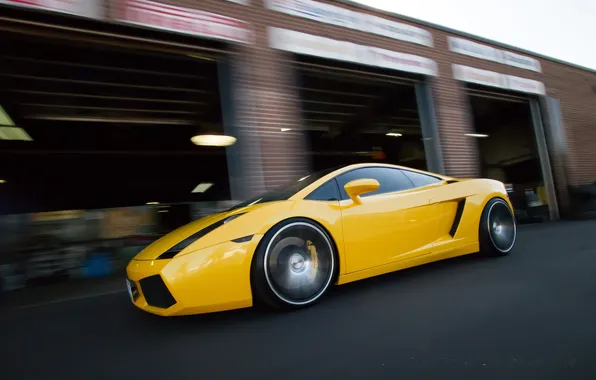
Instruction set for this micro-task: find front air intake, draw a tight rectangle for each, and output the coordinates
[139,275,176,309]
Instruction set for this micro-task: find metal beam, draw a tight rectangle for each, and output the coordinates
[18,104,198,114]
[294,87,377,98]
[8,90,199,104]
[2,56,203,79]
[301,100,367,108]
[0,150,223,156]
[415,80,444,174]
[24,116,195,124]
[1,74,206,93]
[294,61,420,86]
[530,99,560,221]
[0,16,228,57]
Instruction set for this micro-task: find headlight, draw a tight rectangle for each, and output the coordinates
[157,213,246,260]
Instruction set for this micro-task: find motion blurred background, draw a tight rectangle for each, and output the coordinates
[0,0,595,305]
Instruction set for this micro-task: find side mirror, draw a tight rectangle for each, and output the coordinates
[344,178,380,205]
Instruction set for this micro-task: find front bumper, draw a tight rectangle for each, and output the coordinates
[126,235,263,316]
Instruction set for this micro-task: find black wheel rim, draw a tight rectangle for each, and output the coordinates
[488,201,516,252]
[264,222,334,305]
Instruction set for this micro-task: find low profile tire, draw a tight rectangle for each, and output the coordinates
[251,218,337,310]
[479,197,517,256]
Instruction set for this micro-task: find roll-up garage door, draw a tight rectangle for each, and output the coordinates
[0,2,243,214]
[267,25,443,174]
[460,80,558,223]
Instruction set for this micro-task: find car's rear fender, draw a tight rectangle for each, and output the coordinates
[432,178,511,245]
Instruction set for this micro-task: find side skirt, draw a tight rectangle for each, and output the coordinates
[336,242,479,285]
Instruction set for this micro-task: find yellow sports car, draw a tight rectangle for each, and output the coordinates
[126,163,516,316]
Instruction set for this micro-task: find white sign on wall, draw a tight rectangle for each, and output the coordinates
[269,27,361,63]
[367,47,438,75]
[269,27,438,76]
[265,0,433,47]
[502,50,542,72]
[0,0,104,19]
[448,36,542,73]
[452,64,546,95]
[453,64,507,89]
[507,74,546,95]
[448,36,502,63]
[117,0,252,44]
[364,14,434,47]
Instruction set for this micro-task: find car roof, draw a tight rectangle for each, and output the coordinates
[290,163,453,200]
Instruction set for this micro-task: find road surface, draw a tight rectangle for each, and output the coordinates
[2,220,596,380]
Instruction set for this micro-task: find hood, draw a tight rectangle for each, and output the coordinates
[132,202,272,261]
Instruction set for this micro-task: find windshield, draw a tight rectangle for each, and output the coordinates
[227,167,338,211]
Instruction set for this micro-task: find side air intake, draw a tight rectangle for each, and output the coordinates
[449,199,466,237]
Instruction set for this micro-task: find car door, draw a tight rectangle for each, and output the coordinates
[336,167,440,274]
[403,171,478,251]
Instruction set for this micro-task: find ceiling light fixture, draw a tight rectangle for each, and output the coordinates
[0,127,33,141]
[192,182,214,193]
[464,133,489,138]
[146,201,160,205]
[0,106,15,127]
[191,134,237,147]
[386,132,403,137]
[0,179,6,184]
[280,128,292,132]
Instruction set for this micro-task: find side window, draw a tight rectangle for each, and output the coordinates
[336,167,414,200]
[305,179,341,201]
[402,170,443,188]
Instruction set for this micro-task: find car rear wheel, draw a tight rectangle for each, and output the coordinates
[251,218,336,310]
[479,197,517,256]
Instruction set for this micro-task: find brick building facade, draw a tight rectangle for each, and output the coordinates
[1,0,595,218]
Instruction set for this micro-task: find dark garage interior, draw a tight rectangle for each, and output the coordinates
[467,88,550,223]
[0,29,231,216]
[295,56,429,173]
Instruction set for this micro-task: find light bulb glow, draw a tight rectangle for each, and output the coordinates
[191,134,237,147]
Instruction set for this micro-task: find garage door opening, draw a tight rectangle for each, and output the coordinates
[0,3,250,304]
[294,56,438,173]
[0,29,232,218]
[467,87,553,223]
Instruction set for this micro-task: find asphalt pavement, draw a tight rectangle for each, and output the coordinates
[2,220,596,380]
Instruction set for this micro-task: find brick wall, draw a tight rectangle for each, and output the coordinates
[540,61,596,186]
[111,0,596,191]
[229,27,309,198]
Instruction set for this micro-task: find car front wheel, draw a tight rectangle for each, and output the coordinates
[251,218,337,310]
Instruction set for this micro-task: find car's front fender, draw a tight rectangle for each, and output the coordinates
[126,235,264,316]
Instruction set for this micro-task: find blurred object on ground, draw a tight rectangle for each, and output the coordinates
[568,181,596,219]
[0,200,239,303]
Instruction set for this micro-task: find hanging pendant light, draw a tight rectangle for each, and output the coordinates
[191,122,237,147]
[191,134,237,147]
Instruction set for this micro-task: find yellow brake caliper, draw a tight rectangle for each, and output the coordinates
[306,240,319,281]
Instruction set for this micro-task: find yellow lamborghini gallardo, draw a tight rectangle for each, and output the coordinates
[126,163,516,316]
